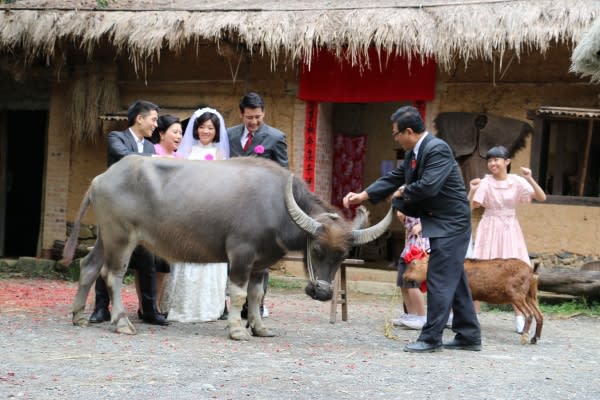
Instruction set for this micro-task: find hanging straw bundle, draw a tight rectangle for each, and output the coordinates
[68,65,119,145]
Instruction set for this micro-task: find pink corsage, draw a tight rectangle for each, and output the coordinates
[254,145,265,154]
[204,154,214,161]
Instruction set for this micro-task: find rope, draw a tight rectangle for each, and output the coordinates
[306,237,316,283]
[383,286,404,341]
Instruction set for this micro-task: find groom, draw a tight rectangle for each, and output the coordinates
[89,99,168,326]
[228,92,289,318]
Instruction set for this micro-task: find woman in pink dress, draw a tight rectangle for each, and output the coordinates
[152,114,184,158]
[468,145,546,332]
[148,115,183,315]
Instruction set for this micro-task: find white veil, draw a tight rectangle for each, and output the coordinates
[178,107,230,159]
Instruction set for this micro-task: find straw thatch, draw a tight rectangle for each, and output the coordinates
[571,17,600,82]
[1,0,599,72]
[68,65,119,144]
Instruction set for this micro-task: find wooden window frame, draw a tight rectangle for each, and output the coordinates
[528,107,600,206]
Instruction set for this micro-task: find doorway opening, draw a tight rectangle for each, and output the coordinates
[0,110,47,257]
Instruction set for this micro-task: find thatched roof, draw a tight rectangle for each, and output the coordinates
[1,0,599,71]
[571,17,600,82]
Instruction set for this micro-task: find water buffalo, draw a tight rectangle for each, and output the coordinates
[62,156,392,340]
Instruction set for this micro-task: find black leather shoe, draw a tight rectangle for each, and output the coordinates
[219,310,229,320]
[403,340,443,353]
[141,312,169,326]
[89,308,111,323]
[137,309,167,320]
[443,339,482,351]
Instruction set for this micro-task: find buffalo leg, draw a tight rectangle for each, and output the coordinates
[102,239,137,335]
[72,238,105,327]
[228,280,251,341]
[248,270,275,338]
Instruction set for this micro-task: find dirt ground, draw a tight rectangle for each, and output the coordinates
[1,278,599,400]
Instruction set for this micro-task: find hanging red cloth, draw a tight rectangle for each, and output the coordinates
[330,133,368,220]
[299,48,436,103]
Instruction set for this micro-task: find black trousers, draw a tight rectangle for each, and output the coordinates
[94,245,156,313]
[417,229,480,345]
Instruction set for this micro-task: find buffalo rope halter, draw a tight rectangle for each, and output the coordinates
[305,212,341,289]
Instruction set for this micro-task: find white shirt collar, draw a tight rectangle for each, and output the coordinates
[129,128,144,152]
[413,131,429,159]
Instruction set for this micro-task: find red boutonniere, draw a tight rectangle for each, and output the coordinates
[411,159,417,169]
[254,145,265,154]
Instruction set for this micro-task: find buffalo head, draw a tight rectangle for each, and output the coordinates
[285,175,393,301]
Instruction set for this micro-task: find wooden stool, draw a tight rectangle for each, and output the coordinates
[330,258,364,324]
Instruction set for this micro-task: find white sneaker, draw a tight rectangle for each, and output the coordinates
[401,315,426,330]
[391,313,416,326]
[515,315,525,333]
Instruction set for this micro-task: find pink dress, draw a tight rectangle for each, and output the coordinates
[154,143,184,158]
[471,174,534,266]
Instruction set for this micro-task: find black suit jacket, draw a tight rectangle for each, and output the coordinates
[365,133,470,238]
[228,123,288,168]
[107,129,155,167]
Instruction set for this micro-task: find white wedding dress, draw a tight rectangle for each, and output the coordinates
[160,143,228,322]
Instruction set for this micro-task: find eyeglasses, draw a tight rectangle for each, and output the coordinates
[392,129,403,138]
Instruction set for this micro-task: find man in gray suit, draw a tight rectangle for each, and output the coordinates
[228,92,288,167]
[89,99,168,326]
[228,92,288,318]
[343,105,481,353]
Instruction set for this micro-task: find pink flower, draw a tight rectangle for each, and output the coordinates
[254,145,265,154]
[204,154,214,161]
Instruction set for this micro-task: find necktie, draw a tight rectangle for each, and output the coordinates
[410,153,417,169]
[243,132,254,152]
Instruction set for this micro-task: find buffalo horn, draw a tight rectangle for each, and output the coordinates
[285,175,323,236]
[351,206,393,245]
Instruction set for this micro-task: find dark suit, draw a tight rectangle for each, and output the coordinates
[366,133,480,345]
[228,123,288,167]
[228,122,289,313]
[93,129,157,315]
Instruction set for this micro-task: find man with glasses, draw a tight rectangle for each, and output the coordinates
[343,105,480,353]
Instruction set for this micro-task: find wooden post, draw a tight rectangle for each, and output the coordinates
[578,119,594,196]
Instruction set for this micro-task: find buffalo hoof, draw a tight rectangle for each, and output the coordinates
[519,333,529,345]
[229,327,252,341]
[251,326,277,337]
[73,316,89,327]
[115,318,137,335]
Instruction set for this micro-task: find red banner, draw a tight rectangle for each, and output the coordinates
[303,101,318,191]
[299,48,436,103]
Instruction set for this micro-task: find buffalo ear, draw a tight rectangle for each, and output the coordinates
[351,206,370,230]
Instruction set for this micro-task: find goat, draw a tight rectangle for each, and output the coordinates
[403,258,543,345]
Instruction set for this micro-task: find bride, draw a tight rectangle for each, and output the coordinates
[160,107,229,322]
